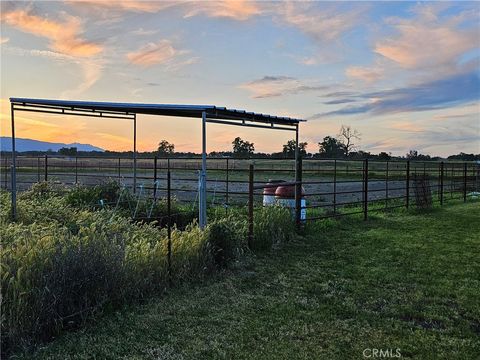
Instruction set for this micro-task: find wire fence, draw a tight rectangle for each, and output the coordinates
[2,155,479,227]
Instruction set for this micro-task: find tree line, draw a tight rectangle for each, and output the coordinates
[4,124,478,161]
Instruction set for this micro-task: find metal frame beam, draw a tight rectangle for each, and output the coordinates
[9,100,304,228]
[206,118,297,132]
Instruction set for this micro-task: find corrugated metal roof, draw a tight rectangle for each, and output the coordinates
[10,98,305,125]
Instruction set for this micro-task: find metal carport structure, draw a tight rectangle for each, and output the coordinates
[9,97,305,227]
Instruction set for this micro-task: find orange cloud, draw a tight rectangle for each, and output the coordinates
[70,0,177,13]
[278,2,362,42]
[126,40,187,67]
[184,0,261,21]
[375,5,477,70]
[1,7,102,57]
[345,66,384,82]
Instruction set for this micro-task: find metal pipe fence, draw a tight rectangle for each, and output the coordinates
[1,155,478,227]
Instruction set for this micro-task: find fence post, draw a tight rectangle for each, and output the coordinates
[3,157,6,189]
[167,161,172,285]
[385,161,389,209]
[10,165,16,219]
[333,159,337,215]
[44,154,48,181]
[75,156,78,184]
[440,161,444,205]
[153,156,158,199]
[406,160,410,209]
[248,164,254,249]
[463,162,467,202]
[364,159,368,221]
[225,158,229,215]
[37,156,40,183]
[118,158,121,182]
[295,157,303,227]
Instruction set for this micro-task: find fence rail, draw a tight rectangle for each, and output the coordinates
[2,155,478,229]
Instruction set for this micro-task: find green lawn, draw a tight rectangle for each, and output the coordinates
[17,202,480,359]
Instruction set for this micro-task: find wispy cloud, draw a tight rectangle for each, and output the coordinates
[346,65,384,82]
[0,37,9,44]
[132,27,159,36]
[69,0,177,14]
[1,4,103,57]
[184,0,262,21]
[277,2,363,42]
[240,75,330,99]
[71,0,261,21]
[126,40,193,68]
[312,70,480,119]
[389,121,425,133]
[62,59,104,98]
[3,45,104,98]
[323,98,357,105]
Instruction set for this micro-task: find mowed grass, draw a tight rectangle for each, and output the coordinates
[17,202,479,359]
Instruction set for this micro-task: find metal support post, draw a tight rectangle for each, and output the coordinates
[248,164,254,249]
[199,111,207,229]
[133,113,137,193]
[10,104,17,220]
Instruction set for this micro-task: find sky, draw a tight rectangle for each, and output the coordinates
[0,0,479,157]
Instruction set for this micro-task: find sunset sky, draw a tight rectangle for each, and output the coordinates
[1,1,479,156]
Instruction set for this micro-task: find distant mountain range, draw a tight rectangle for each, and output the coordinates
[0,137,104,152]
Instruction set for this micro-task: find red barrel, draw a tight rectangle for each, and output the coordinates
[275,184,306,220]
[263,179,285,206]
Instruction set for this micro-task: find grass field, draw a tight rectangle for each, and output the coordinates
[16,201,480,360]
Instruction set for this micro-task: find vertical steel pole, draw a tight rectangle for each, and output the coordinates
[167,162,172,285]
[385,161,389,209]
[225,157,229,215]
[133,114,137,194]
[364,159,368,221]
[440,162,444,205]
[406,160,410,209]
[153,156,158,200]
[44,154,48,181]
[294,125,301,226]
[463,162,467,202]
[10,104,17,220]
[333,159,337,215]
[248,163,254,249]
[75,156,78,184]
[37,156,40,183]
[118,157,121,182]
[200,111,207,229]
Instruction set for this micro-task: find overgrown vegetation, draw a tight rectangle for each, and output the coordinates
[0,183,296,355]
[13,202,480,360]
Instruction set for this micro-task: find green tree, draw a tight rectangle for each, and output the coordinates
[58,147,77,156]
[318,136,344,158]
[282,140,308,158]
[232,137,255,158]
[378,152,391,160]
[157,140,175,156]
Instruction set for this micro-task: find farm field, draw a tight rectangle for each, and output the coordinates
[16,201,480,360]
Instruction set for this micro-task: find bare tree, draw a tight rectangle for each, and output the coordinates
[338,125,361,157]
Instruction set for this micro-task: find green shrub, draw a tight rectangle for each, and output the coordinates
[65,180,122,208]
[206,215,247,267]
[252,206,295,251]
